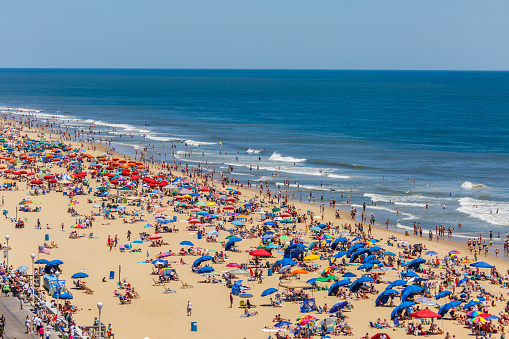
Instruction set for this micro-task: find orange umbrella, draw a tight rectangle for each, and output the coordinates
[291,269,309,275]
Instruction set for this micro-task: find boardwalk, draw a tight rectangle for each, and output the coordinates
[0,296,57,339]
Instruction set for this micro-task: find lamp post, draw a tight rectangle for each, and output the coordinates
[31,253,35,304]
[5,235,9,270]
[97,302,103,339]
[55,271,60,319]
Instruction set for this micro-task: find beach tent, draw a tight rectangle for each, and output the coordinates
[231,280,243,295]
[438,301,462,317]
[470,261,495,269]
[300,298,319,313]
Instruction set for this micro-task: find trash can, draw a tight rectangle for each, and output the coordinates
[268,268,272,276]
[191,322,197,331]
[45,234,49,241]
[197,233,202,240]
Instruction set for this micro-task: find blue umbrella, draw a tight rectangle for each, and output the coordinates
[197,266,214,274]
[263,221,276,226]
[261,288,278,297]
[309,226,322,231]
[457,277,468,286]
[180,241,194,246]
[132,240,143,244]
[228,237,242,243]
[425,251,438,255]
[35,259,50,264]
[151,259,168,265]
[329,301,349,313]
[307,278,317,285]
[231,220,244,226]
[369,246,382,252]
[401,271,419,278]
[49,260,64,266]
[391,301,416,320]
[334,251,347,258]
[383,252,396,256]
[274,321,292,327]
[435,290,452,300]
[262,234,274,240]
[463,300,481,309]
[52,292,73,299]
[71,272,89,279]
[438,301,461,317]
[387,279,407,289]
[401,285,423,301]
[342,272,357,279]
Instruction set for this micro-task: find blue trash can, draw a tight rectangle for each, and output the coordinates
[268,268,272,276]
[191,322,197,331]
[109,271,115,279]
[45,234,49,241]
[197,232,202,240]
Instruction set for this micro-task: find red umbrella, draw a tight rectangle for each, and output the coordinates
[110,180,119,185]
[199,188,210,192]
[49,179,57,183]
[280,212,292,217]
[148,234,162,240]
[225,197,236,202]
[409,309,442,318]
[43,175,53,179]
[371,334,390,339]
[4,170,11,173]
[131,175,140,180]
[226,263,241,268]
[19,170,27,174]
[249,249,272,257]
[27,172,35,176]
[224,205,235,210]
[30,180,43,185]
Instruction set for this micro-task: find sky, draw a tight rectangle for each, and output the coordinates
[1,0,508,70]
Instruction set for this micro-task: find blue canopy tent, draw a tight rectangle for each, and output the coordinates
[470,261,495,269]
[284,243,307,259]
[438,301,462,317]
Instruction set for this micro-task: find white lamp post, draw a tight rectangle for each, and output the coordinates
[5,235,9,270]
[55,270,60,319]
[31,253,35,304]
[97,302,103,339]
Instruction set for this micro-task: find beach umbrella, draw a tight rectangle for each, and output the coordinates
[15,266,29,273]
[383,252,396,256]
[148,234,162,240]
[387,280,407,289]
[329,301,349,313]
[231,220,243,226]
[132,240,143,244]
[197,266,214,274]
[35,259,50,264]
[449,250,460,254]
[52,292,73,300]
[414,297,432,303]
[229,269,249,275]
[435,290,452,300]
[371,334,390,339]
[303,254,320,261]
[342,272,357,279]
[49,260,63,266]
[158,252,172,258]
[151,259,168,266]
[438,301,462,317]
[463,300,481,309]
[226,263,241,268]
[239,293,253,298]
[180,241,194,247]
[71,272,89,279]
[334,251,347,258]
[409,309,441,318]
[425,251,438,255]
[249,249,271,257]
[261,288,278,297]
[274,321,292,328]
[291,269,309,275]
[457,277,469,286]
[401,285,423,302]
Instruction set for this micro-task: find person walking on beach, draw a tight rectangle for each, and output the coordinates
[187,301,192,316]
[230,292,233,308]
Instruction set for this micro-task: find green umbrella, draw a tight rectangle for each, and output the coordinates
[272,208,280,212]
[315,277,330,282]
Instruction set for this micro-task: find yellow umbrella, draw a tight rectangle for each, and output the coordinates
[205,202,216,206]
[303,254,320,261]
[183,194,192,199]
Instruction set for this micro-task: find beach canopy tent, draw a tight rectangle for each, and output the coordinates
[300,298,319,313]
[435,290,452,300]
[328,280,352,296]
[375,289,400,306]
[284,243,307,260]
[329,301,349,313]
[279,280,312,289]
[438,301,462,317]
[350,248,370,263]
[391,301,416,320]
[470,261,495,269]
[401,285,423,302]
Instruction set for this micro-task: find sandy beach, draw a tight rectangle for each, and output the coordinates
[1,115,508,339]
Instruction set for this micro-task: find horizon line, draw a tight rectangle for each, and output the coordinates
[0,67,508,72]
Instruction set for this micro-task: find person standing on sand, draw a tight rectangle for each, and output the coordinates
[230,292,233,308]
[187,301,192,316]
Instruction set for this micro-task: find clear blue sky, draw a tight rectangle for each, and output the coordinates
[1,0,508,70]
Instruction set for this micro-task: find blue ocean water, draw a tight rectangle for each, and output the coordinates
[0,69,508,240]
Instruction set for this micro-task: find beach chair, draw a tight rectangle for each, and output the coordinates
[88,232,94,238]
[124,244,131,250]
[153,278,164,286]
[181,281,193,289]
[119,245,125,253]
[163,286,176,293]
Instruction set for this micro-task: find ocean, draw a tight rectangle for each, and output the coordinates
[0,69,508,241]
